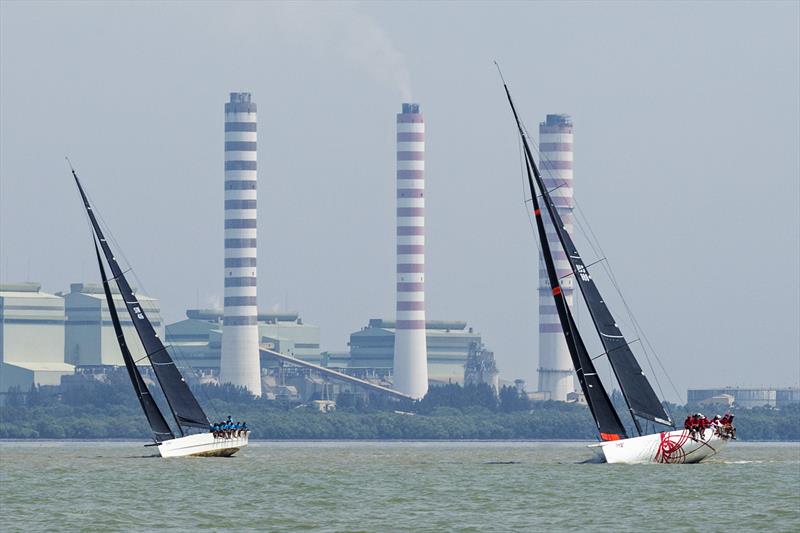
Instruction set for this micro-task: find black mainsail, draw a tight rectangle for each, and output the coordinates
[501,79,628,440]
[499,69,674,439]
[524,169,672,429]
[93,238,175,442]
[72,169,209,431]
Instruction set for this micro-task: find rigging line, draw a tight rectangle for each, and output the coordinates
[573,205,676,406]
[76,183,154,412]
[525,132,679,405]
[590,338,642,361]
[596,255,681,402]
[86,179,221,423]
[573,193,681,398]
[518,133,540,247]
[558,257,607,281]
[536,183,568,199]
[163,333,223,423]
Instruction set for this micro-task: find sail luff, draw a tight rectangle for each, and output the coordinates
[93,238,175,442]
[523,155,628,439]
[501,81,627,439]
[516,119,673,428]
[72,170,209,430]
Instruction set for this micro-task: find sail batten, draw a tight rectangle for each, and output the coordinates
[73,170,209,432]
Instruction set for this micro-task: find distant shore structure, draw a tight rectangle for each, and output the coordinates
[393,103,428,399]
[219,92,261,395]
[537,114,576,401]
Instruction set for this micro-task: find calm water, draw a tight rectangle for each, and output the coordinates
[1,440,798,532]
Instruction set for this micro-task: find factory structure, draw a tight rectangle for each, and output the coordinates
[688,387,800,409]
[0,280,493,400]
[0,97,499,401]
[0,283,73,392]
[166,308,320,373]
[63,283,160,367]
[325,318,494,386]
[220,92,261,396]
[536,114,577,401]
[394,103,429,399]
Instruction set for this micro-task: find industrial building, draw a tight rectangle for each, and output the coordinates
[537,113,577,401]
[0,283,73,393]
[394,102,429,399]
[346,318,484,384]
[688,387,800,409]
[165,309,320,373]
[220,91,261,395]
[63,282,160,367]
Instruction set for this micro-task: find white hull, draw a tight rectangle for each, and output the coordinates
[157,431,249,458]
[591,428,731,464]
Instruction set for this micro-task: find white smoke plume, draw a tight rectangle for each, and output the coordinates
[272,3,413,101]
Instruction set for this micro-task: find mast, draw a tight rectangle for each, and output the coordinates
[71,168,209,431]
[503,96,673,432]
[499,74,627,440]
[92,238,175,442]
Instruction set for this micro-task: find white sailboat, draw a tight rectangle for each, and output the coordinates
[498,69,733,464]
[71,166,248,458]
[590,428,729,464]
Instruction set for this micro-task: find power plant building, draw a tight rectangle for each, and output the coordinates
[166,309,320,374]
[63,282,160,367]
[220,92,261,395]
[0,283,73,393]
[349,319,483,384]
[393,102,429,399]
[537,114,576,401]
[688,387,800,409]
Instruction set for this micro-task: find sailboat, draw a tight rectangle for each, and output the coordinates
[498,72,733,464]
[71,166,249,457]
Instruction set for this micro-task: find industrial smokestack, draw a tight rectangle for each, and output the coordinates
[219,92,261,396]
[537,114,575,401]
[393,102,428,399]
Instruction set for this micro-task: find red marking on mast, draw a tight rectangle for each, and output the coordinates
[534,209,541,215]
[552,286,561,296]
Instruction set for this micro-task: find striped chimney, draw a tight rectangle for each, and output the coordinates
[537,114,575,401]
[219,92,261,396]
[393,102,428,399]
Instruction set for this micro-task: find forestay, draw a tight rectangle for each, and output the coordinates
[93,238,175,442]
[501,78,628,441]
[73,170,209,430]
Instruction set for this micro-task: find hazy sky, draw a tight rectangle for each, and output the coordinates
[1,1,798,399]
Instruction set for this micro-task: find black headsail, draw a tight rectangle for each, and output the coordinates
[526,165,672,430]
[500,84,673,432]
[92,238,175,442]
[500,74,627,441]
[72,169,209,431]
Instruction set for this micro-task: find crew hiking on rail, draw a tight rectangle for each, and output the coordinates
[209,415,249,439]
[683,412,736,440]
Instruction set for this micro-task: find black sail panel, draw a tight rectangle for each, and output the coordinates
[501,78,627,440]
[93,239,174,442]
[526,140,672,427]
[524,156,628,440]
[549,229,671,425]
[73,170,209,429]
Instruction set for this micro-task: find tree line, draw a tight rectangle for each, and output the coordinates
[1,372,797,440]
